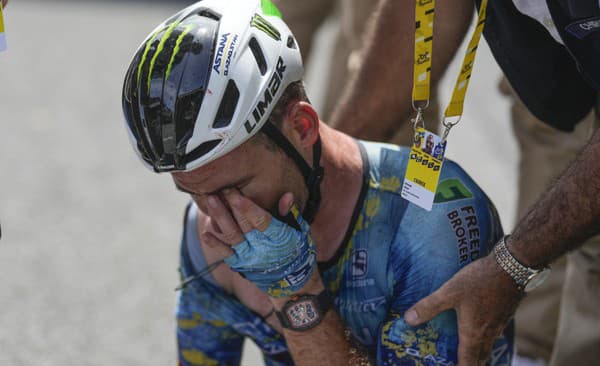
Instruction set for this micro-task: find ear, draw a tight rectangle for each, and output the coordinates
[283,101,320,148]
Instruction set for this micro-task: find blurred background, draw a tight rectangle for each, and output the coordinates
[0,1,516,365]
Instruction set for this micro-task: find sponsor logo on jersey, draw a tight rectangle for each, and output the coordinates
[447,205,481,266]
[244,57,286,133]
[335,296,387,313]
[284,252,315,286]
[434,178,473,203]
[351,249,368,278]
[346,278,376,288]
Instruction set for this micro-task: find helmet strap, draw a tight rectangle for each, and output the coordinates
[261,121,324,223]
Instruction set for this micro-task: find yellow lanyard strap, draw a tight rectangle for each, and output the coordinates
[443,0,488,125]
[412,0,489,126]
[412,0,435,108]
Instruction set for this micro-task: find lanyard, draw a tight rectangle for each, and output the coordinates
[412,0,489,140]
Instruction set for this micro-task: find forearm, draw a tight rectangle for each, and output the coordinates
[270,272,352,365]
[509,128,600,267]
[329,0,473,140]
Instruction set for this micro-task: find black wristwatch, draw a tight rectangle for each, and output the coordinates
[276,290,333,331]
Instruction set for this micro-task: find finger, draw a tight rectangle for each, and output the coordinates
[206,194,244,245]
[222,189,254,233]
[200,231,234,259]
[478,339,495,365]
[226,189,271,232]
[278,192,294,217]
[404,284,454,326]
[456,337,481,366]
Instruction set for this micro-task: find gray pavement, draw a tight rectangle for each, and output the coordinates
[0,1,516,365]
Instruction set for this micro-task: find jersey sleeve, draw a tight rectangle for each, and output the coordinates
[176,203,245,366]
[176,286,245,366]
[376,160,512,365]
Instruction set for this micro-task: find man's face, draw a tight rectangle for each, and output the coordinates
[171,138,301,218]
[426,135,434,148]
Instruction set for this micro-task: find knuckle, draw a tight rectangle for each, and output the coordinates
[221,231,240,244]
[237,215,251,229]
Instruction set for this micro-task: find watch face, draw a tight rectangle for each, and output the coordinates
[285,299,319,329]
[524,268,551,292]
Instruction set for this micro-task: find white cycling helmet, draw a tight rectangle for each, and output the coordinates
[123,0,304,172]
[122,0,324,221]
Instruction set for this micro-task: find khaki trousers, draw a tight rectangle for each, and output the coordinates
[501,77,600,365]
[273,0,439,145]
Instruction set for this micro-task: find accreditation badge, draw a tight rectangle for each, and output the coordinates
[401,127,447,211]
[0,2,6,52]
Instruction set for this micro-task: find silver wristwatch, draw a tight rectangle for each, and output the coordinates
[493,236,551,292]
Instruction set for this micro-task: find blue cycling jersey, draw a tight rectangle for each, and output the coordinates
[176,141,513,366]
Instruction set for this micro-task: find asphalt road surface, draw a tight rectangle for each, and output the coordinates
[0,1,516,365]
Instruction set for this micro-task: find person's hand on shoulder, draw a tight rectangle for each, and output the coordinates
[404,254,523,365]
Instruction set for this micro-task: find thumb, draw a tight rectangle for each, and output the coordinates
[278,192,294,217]
[404,286,453,326]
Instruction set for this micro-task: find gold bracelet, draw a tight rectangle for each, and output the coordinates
[345,329,372,366]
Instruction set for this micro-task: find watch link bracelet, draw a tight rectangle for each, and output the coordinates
[276,290,333,331]
[493,235,551,292]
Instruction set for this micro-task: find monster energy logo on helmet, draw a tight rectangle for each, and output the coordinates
[250,14,281,41]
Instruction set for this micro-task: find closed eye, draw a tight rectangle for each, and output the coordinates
[174,183,201,196]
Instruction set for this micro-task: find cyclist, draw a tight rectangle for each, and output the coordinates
[121,1,513,364]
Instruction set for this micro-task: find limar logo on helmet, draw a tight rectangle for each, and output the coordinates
[244,57,286,133]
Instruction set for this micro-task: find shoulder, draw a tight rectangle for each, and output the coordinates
[356,142,503,294]
[359,140,408,196]
[359,140,500,230]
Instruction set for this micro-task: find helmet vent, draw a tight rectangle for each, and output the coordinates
[185,139,222,163]
[287,36,297,49]
[196,9,221,21]
[248,37,268,75]
[213,80,240,129]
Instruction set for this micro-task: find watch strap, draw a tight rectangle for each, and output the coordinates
[493,235,541,291]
